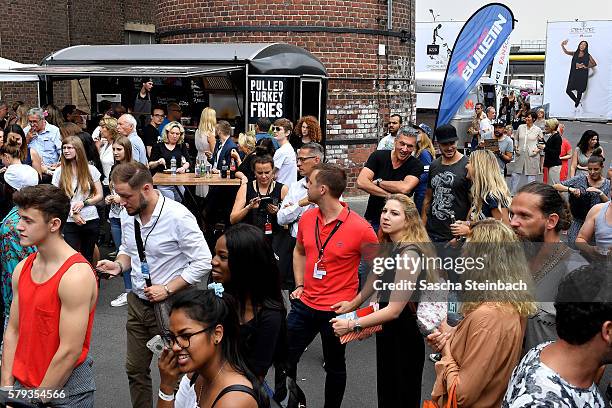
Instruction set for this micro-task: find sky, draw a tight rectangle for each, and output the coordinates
[416,1,612,42]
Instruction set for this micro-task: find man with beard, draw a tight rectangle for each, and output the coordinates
[96,162,211,408]
[509,182,587,351]
[357,127,423,232]
[377,114,402,150]
[421,124,471,244]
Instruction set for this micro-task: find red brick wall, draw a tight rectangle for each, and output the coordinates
[156,0,415,194]
[0,0,155,111]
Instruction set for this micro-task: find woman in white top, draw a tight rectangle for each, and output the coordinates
[194,107,217,198]
[105,136,134,307]
[52,136,103,264]
[98,117,119,193]
[509,111,543,195]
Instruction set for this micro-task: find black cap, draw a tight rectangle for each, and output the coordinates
[434,124,458,143]
[492,119,506,127]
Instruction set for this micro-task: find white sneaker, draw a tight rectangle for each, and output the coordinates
[110,292,128,307]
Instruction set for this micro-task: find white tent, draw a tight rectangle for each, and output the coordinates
[0,57,39,82]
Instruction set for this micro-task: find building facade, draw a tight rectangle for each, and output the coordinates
[156,0,416,193]
[0,0,155,108]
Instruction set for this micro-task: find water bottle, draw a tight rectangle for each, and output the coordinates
[221,159,228,179]
[170,156,177,175]
[194,158,201,177]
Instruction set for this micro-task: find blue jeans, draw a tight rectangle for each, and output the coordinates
[109,217,132,291]
[286,299,346,408]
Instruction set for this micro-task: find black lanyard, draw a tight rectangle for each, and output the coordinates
[133,194,166,264]
[315,208,350,260]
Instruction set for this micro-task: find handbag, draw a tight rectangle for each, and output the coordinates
[423,380,457,408]
[134,217,173,338]
[416,287,448,336]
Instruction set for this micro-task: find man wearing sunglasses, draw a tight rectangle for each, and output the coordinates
[157,102,182,137]
[272,118,297,185]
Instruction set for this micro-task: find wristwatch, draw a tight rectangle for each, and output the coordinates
[375,178,382,187]
[164,284,173,295]
[352,319,363,333]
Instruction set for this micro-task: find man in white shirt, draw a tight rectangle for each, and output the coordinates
[272,118,298,185]
[96,162,211,408]
[377,114,402,150]
[479,106,496,142]
[117,114,148,165]
[277,142,324,238]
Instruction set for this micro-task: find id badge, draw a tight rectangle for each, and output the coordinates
[313,259,327,279]
[264,222,273,235]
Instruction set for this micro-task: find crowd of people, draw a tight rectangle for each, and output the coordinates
[0,95,609,408]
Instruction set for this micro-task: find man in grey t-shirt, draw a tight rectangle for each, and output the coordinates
[493,121,513,174]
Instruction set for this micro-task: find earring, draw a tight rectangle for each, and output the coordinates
[214,339,219,345]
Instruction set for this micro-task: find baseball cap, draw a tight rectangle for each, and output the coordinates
[4,164,39,191]
[434,124,458,143]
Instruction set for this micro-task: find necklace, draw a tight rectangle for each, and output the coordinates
[196,361,227,405]
[532,244,569,283]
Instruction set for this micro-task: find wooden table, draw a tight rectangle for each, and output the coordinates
[152,172,242,186]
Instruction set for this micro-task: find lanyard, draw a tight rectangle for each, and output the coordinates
[315,208,350,260]
[134,194,166,263]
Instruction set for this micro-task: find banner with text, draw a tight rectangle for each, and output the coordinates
[490,36,511,84]
[415,21,464,73]
[248,77,288,123]
[436,3,514,127]
[543,21,612,120]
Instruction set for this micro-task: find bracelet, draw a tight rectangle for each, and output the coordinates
[295,284,304,289]
[164,284,172,295]
[115,260,124,274]
[158,389,174,401]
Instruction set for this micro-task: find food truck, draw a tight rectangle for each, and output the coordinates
[2,43,328,140]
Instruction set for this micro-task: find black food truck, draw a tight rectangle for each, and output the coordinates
[2,42,327,141]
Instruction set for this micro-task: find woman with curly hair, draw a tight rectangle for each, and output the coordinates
[430,219,536,407]
[291,115,322,150]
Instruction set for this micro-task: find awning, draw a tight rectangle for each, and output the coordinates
[0,64,243,78]
[0,57,39,82]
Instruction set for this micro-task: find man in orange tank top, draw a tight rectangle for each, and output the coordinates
[0,184,98,407]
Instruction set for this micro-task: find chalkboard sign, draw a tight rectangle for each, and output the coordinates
[248,77,288,123]
[483,139,500,152]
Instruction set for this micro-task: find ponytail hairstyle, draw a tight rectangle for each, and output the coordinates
[170,288,269,407]
[4,124,28,162]
[255,137,276,157]
[517,182,572,232]
[587,147,605,167]
[0,136,22,160]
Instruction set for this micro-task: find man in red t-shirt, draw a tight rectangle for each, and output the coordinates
[1,185,98,406]
[286,163,378,408]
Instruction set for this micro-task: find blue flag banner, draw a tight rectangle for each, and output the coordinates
[435,3,514,128]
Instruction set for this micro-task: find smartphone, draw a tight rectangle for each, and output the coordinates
[146,335,166,357]
[95,268,113,280]
[259,196,272,204]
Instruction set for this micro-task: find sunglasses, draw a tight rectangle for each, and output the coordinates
[272,126,285,132]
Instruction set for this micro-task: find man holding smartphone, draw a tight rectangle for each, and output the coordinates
[96,162,211,408]
[1,185,98,406]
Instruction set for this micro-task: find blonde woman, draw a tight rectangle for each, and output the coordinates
[451,150,512,237]
[331,194,438,407]
[195,107,217,197]
[509,111,543,195]
[149,121,190,201]
[98,117,119,193]
[231,131,257,182]
[415,124,436,213]
[51,136,103,263]
[430,219,536,407]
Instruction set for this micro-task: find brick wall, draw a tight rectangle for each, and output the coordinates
[156,0,416,194]
[0,0,155,112]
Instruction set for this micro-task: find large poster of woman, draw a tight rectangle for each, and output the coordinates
[544,21,612,120]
